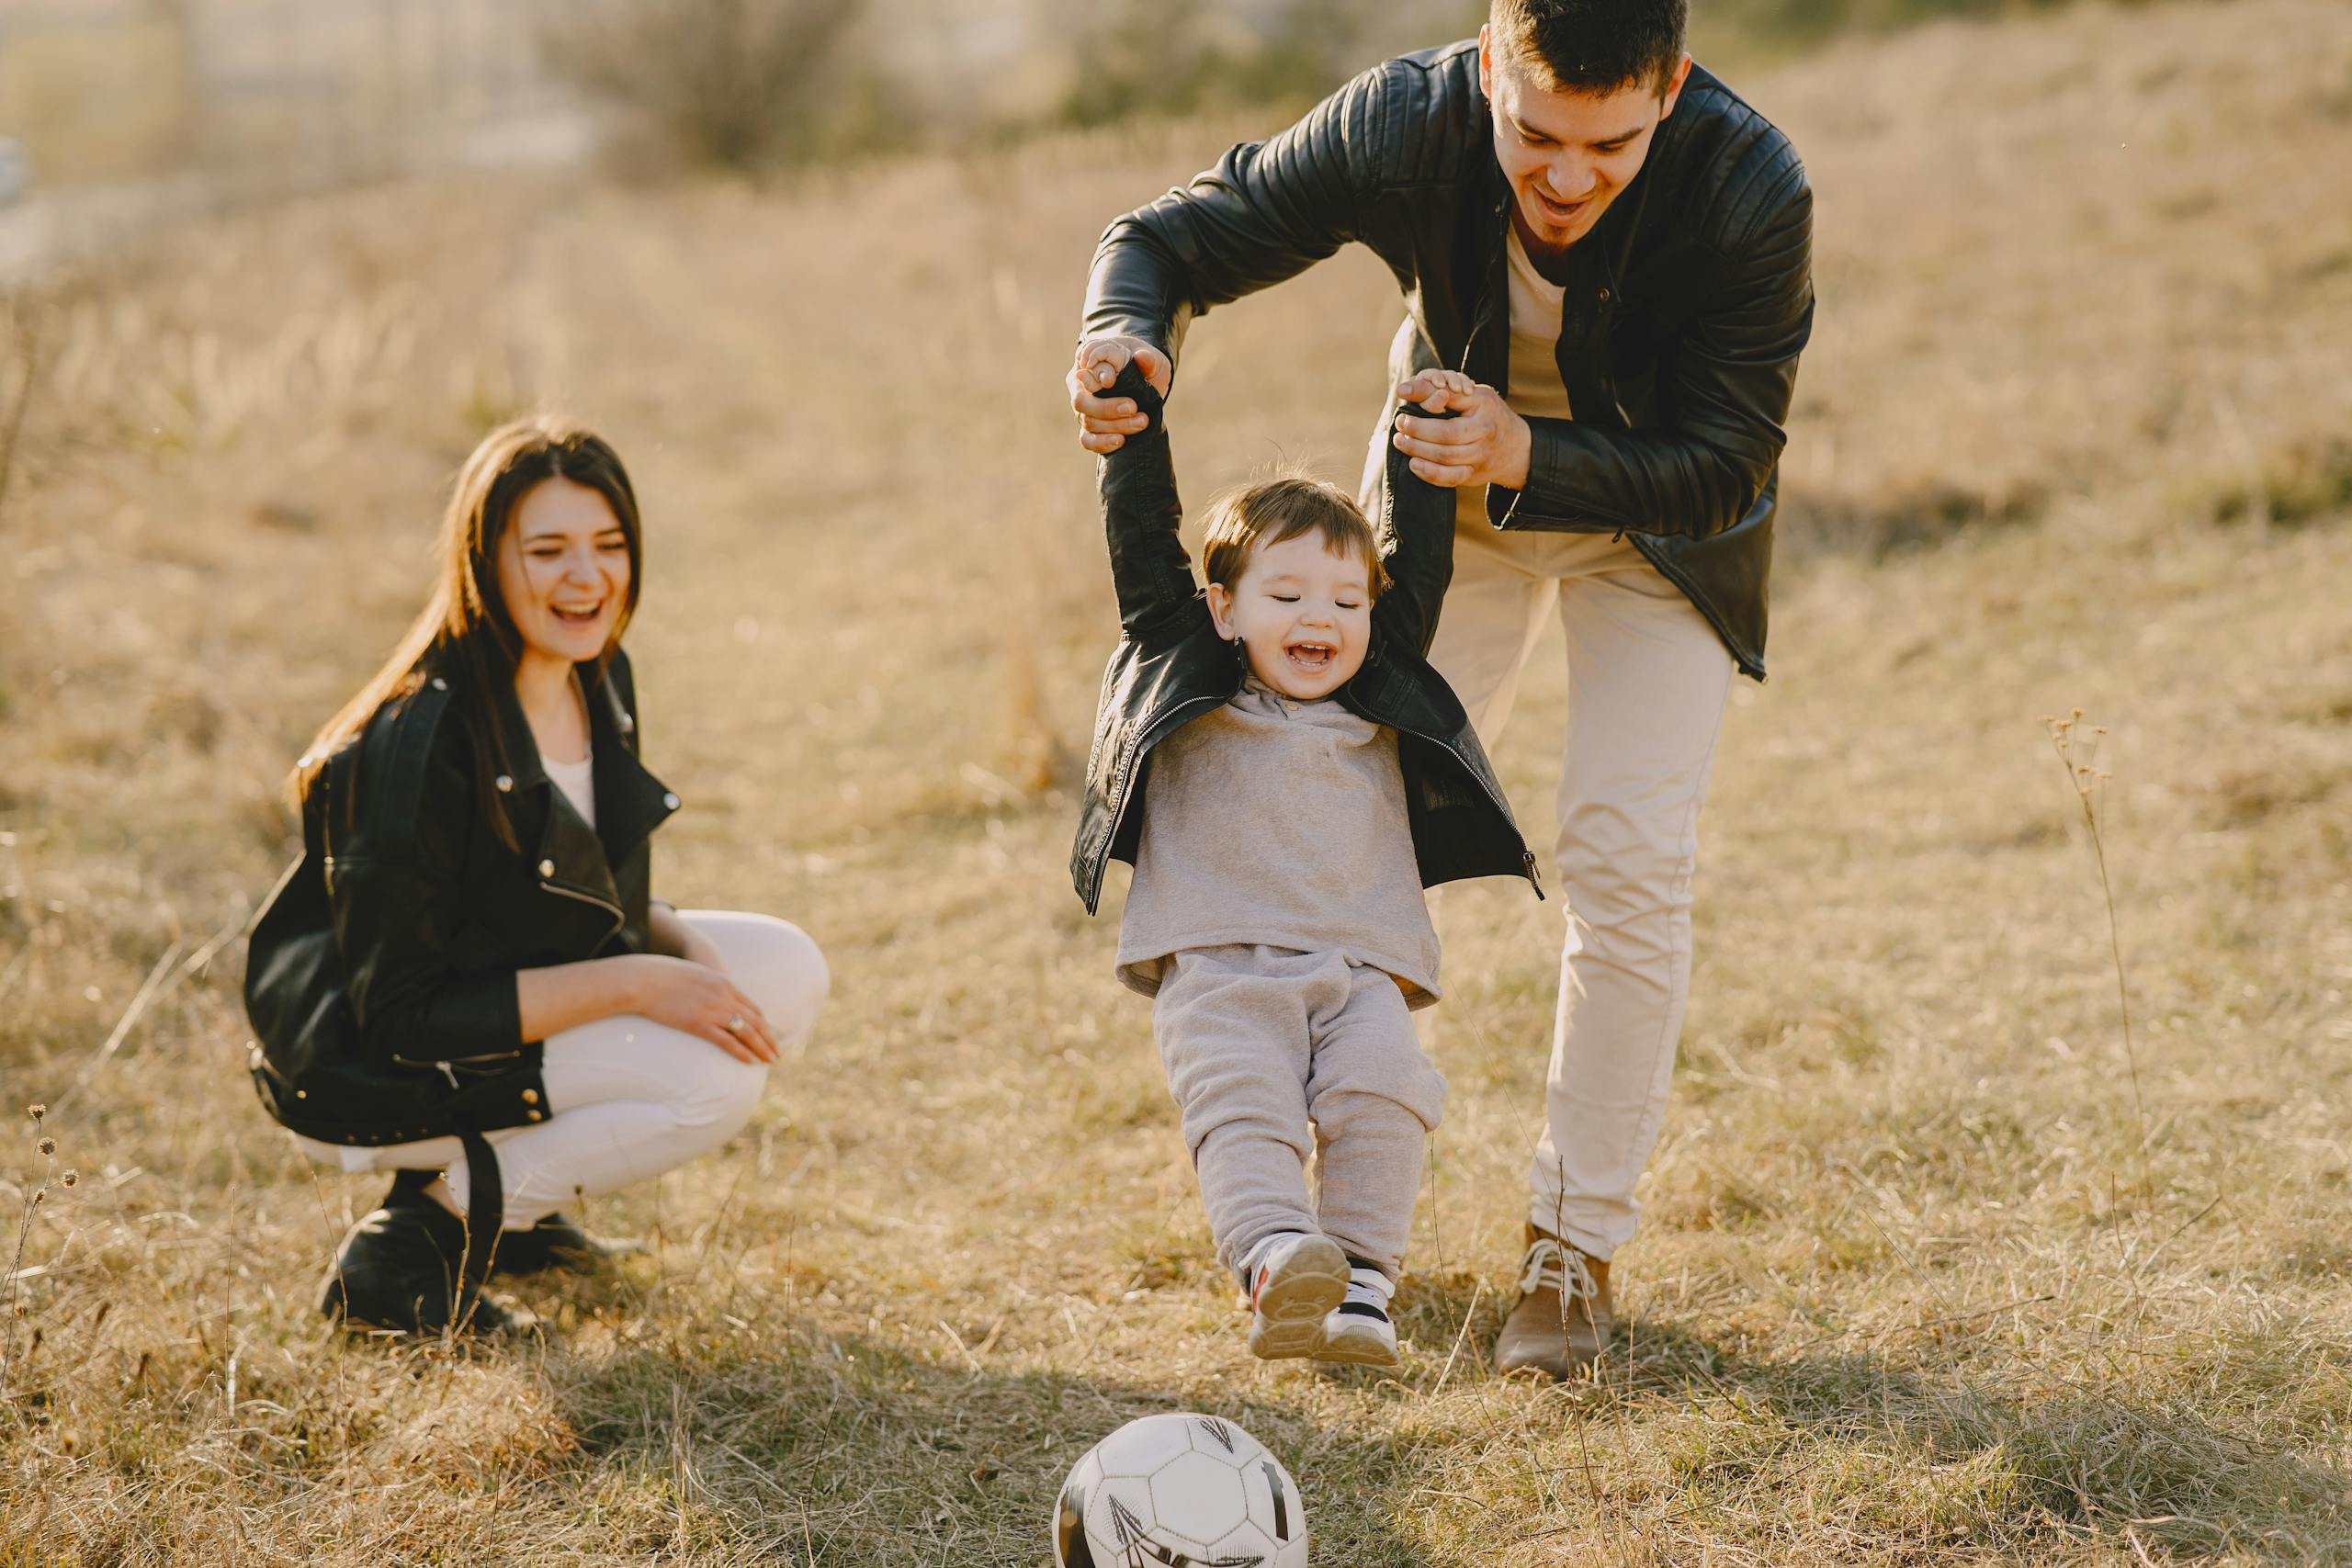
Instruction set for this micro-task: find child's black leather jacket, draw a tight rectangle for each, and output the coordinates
[1070,363,1539,914]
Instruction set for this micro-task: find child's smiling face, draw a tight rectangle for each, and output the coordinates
[1206,531,1375,700]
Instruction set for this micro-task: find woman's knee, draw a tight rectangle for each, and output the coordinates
[682,910,830,1049]
[673,1048,771,1133]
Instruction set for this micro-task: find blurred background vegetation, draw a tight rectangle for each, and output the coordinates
[0,0,2150,207]
[1,0,2346,1560]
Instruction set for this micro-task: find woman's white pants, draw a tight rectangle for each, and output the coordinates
[296,911,828,1229]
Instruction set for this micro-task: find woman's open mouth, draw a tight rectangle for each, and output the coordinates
[551,600,605,626]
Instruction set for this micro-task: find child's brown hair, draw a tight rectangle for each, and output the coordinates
[1200,477,1391,596]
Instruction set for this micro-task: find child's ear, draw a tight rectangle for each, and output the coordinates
[1206,581,1238,640]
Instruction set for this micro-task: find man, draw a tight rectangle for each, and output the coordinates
[1067,0,1812,1376]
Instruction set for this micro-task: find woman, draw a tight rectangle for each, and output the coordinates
[243,417,828,1334]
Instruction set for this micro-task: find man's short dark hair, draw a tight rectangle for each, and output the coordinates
[1490,0,1689,95]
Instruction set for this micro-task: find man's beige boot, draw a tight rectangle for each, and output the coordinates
[1492,1225,1613,1378]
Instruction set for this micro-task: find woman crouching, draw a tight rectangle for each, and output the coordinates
[243,417,827,1334]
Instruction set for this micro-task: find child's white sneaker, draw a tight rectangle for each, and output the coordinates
[1243,1233,1350,1360]
[1315,1261,1401,1368]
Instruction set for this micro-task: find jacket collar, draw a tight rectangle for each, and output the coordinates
[485,660,679,896]
[583,663,679,864]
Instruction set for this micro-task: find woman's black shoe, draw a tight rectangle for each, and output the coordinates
[319,1186,515,1335]
[487,1211,643,1276]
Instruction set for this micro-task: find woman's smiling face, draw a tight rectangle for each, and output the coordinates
[495,477,633,669]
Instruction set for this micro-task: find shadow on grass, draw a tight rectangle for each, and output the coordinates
[1377,1268,2350,1562]
[549,1327,1446,1566]
[1597,1318,2351,1563]
[528,1261,2347,1563]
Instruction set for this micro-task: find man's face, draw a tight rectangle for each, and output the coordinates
[1480,28,1691,258]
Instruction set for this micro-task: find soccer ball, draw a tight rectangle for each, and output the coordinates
[1054,1412,1307,1567]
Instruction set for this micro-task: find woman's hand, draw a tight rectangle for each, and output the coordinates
[624,954,779,1065]
[1392,370,1532,490]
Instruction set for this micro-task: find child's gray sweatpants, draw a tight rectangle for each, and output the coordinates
[1153,944,1448,1283]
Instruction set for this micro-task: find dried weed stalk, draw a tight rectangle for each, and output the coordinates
[2041,709,2152,1206]
[1,1104,53,1404]
[0,300,36,531]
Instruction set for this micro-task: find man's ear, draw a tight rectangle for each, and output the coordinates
[1657,51,1693,118]
[1476,24,1494,101]
[1206,582,1238,641]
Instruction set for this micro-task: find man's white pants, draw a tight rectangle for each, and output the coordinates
[1430,519,1734,1261]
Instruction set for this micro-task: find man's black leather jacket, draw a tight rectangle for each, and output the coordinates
[243,650,679,1145]
[1081,42,1814,679]
[1071,363,1539,913]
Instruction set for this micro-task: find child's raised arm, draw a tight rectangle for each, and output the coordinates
[1094,358,1198,639]
[1372,379,1464,659]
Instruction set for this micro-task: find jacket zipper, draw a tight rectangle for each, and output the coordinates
[392,1048,528,1071]
[540,878,626,946]
[389,880,622,1076]
[1453,190,1510,380]
[1385,713,1545,900]
[1625,531,1764,680]
[1086,691,1230,913]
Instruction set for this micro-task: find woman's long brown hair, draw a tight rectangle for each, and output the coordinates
[290,416,644,849]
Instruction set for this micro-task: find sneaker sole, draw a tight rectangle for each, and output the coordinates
[1247,1235,1350,1360]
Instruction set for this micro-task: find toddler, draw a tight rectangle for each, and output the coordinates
[1071,353,1538,1365]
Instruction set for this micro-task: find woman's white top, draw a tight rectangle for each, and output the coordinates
[544,749,596,829]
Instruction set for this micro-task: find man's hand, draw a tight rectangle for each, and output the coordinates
[1392,370,1532,490]
[1069,335,1174,454]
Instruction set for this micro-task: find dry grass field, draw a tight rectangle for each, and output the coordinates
[4,0,2350,1562]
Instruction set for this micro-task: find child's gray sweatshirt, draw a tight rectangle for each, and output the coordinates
[1114,678,1440,1009]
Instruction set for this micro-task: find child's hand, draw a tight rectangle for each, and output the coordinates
[1070,335,1173,453]
[1393,371,1531,490]
[1396,368,1482,412]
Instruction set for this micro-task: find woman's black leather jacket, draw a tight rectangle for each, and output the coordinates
[243,650,679,1145]
[1070,363,1540,914]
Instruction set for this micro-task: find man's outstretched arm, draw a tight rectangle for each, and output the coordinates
[1069,66,1386,454]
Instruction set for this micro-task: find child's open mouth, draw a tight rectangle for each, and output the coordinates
[1285,640,1335,673]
